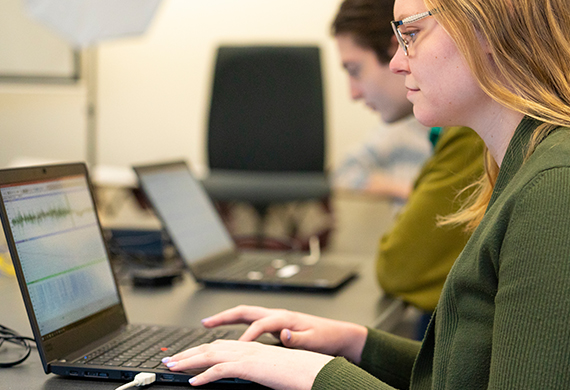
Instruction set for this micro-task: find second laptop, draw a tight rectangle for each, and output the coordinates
[133,161,358,292]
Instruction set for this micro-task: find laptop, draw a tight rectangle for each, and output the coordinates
[133,161,358,292]
[0,163,268,387]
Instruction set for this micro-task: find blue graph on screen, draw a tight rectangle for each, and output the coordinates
[2,176,120,336]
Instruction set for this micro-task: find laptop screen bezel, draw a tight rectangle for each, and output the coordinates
[0,163,128,371]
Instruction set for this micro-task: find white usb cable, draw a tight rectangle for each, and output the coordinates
[114,372,156,390]
[302,235,321,265]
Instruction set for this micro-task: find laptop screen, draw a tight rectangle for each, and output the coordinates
[0,174,120,337]
[135,163,235,265]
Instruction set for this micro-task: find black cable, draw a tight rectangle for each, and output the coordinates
[0,324,35,368]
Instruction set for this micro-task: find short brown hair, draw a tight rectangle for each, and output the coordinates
[331,0,396,64]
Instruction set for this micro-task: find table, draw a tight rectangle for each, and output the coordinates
[0,253,405,389]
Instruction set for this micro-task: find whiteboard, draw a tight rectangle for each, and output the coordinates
[0,0,79,83]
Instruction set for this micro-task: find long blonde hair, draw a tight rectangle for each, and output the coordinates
[427,0,570,230]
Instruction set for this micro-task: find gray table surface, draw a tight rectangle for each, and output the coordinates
[0,253,405,389]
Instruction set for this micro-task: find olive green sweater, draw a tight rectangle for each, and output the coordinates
[314,117,570,389]
[377,126,484,311]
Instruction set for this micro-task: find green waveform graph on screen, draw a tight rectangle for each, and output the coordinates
[11,206,93,227]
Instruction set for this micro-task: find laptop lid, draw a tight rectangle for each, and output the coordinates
[0,163,128,372]
[133,161,238,276]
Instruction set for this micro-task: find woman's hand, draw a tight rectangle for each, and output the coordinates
[164,340,334,389]
[201,305,367,363]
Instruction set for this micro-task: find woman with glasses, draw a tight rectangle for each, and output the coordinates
[163,0,570,388]
[332,0,484,337]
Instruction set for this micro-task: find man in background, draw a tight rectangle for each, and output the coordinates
[332,0,431,214]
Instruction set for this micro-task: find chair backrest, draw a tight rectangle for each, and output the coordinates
[207,45,326,173]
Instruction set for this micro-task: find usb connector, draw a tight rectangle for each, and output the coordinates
[114,372,156,390]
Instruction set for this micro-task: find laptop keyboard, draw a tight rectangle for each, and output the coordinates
[74,324,238,370]
[212,256,292,279]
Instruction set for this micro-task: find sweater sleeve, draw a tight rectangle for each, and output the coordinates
[489,167,570,388]
[312,328,421,390]
[376,126,484,311]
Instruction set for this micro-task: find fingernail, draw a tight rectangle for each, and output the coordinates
[285,329,291,341]
[189,377,197,385]
[167,362,177,368]
[162,357,171,363]
[201,317,211,324]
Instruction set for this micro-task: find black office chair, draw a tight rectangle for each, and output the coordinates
[201,45,332,250]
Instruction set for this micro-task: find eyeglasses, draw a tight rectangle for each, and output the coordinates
[391,9,437,56]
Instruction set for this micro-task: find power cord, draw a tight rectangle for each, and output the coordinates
[1,324,156,389]
[0,324,36,368]
[114,372,156,390]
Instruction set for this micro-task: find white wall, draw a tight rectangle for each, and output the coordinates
[0,0,380,172]
[0,84,87,167]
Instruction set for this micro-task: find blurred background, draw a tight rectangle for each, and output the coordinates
[0,0,395,265]
[0,0,379,172]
